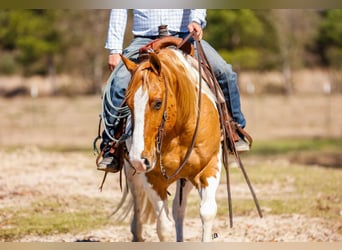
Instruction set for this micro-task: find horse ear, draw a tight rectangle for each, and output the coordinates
[120,54,137,74]
[149,53,161,75]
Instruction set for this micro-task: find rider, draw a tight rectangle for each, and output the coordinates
[97,9,250,173]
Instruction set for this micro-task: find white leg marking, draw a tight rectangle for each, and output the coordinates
[199,148,222,242]
[199,177,219,242]
[142,176,174,241]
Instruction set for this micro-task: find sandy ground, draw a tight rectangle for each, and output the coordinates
[1,147,341,242]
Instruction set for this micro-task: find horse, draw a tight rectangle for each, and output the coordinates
[119,44,223,242]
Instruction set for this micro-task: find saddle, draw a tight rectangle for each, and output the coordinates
[138,36,194,62]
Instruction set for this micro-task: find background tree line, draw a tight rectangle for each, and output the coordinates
[0,9,341,95]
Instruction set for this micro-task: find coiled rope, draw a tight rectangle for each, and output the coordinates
[101,50,139,142]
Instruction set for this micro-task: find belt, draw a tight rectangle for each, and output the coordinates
[134,35,159,40]
[134,32,189,40]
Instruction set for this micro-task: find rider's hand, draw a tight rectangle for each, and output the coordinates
[188,22,203,40]
[108,53,122,71]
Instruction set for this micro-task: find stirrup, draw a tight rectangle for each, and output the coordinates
[97,155,121,173]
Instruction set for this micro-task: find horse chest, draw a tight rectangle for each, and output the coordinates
[160,141,207,175]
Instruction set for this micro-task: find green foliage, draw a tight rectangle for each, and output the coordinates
[0,11,13,49]
[0,10,61,75]
[205,10,266,49]
[320,10,342,47]
[219,48,260,70]
[205,10,279,70]
[318,10,342,68]
[0,51,16,74]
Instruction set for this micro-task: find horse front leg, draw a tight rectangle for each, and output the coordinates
[142,176,175,241]
[125,165,145,242]
[172,179,193,242]
[198,174,221,242]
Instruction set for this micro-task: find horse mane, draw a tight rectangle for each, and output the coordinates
[159,49,198,121]
[126,48,198,122]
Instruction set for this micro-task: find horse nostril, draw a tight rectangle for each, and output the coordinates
[142,157,150,167]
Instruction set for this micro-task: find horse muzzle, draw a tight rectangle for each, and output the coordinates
[129,155,156,173]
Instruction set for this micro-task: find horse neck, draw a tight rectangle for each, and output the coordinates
[161,52,199,133]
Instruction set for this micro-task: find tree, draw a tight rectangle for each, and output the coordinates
[205,10,277,71]
[318,9,342,68]
[271,10,321,95]
[0,10,61,76]
[54,10,109,94]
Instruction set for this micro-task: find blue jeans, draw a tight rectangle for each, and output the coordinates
[198,40,246,128]
[101,36,246,148]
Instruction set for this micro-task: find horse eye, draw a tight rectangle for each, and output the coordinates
[153,100,162,110]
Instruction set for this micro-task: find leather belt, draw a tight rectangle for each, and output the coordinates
[134,32,189,40]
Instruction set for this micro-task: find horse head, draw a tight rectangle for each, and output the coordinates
[122,52,179,173]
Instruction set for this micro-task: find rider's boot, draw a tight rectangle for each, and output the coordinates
[220,102,250,153]
[97,141,122,173]
[97,115,127,173]
[233,125,250,152]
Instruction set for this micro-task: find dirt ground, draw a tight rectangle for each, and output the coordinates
[1,146,341,242]
[2,147,341,242]
[0,94,341,242]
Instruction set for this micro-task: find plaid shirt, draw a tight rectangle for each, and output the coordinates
[105,9,207,54]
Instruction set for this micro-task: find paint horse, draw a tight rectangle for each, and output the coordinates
[121,41,223,242]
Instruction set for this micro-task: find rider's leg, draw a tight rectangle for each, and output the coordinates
[97,64,131,172]
[197,40,249,151]
[98,37,154,172]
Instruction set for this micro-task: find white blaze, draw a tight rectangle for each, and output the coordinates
[129,86,149,162]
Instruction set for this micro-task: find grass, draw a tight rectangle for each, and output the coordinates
[0,196,116,241]
[216,163,342,219]
[248,137,342,156]
[187,162,342,221]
